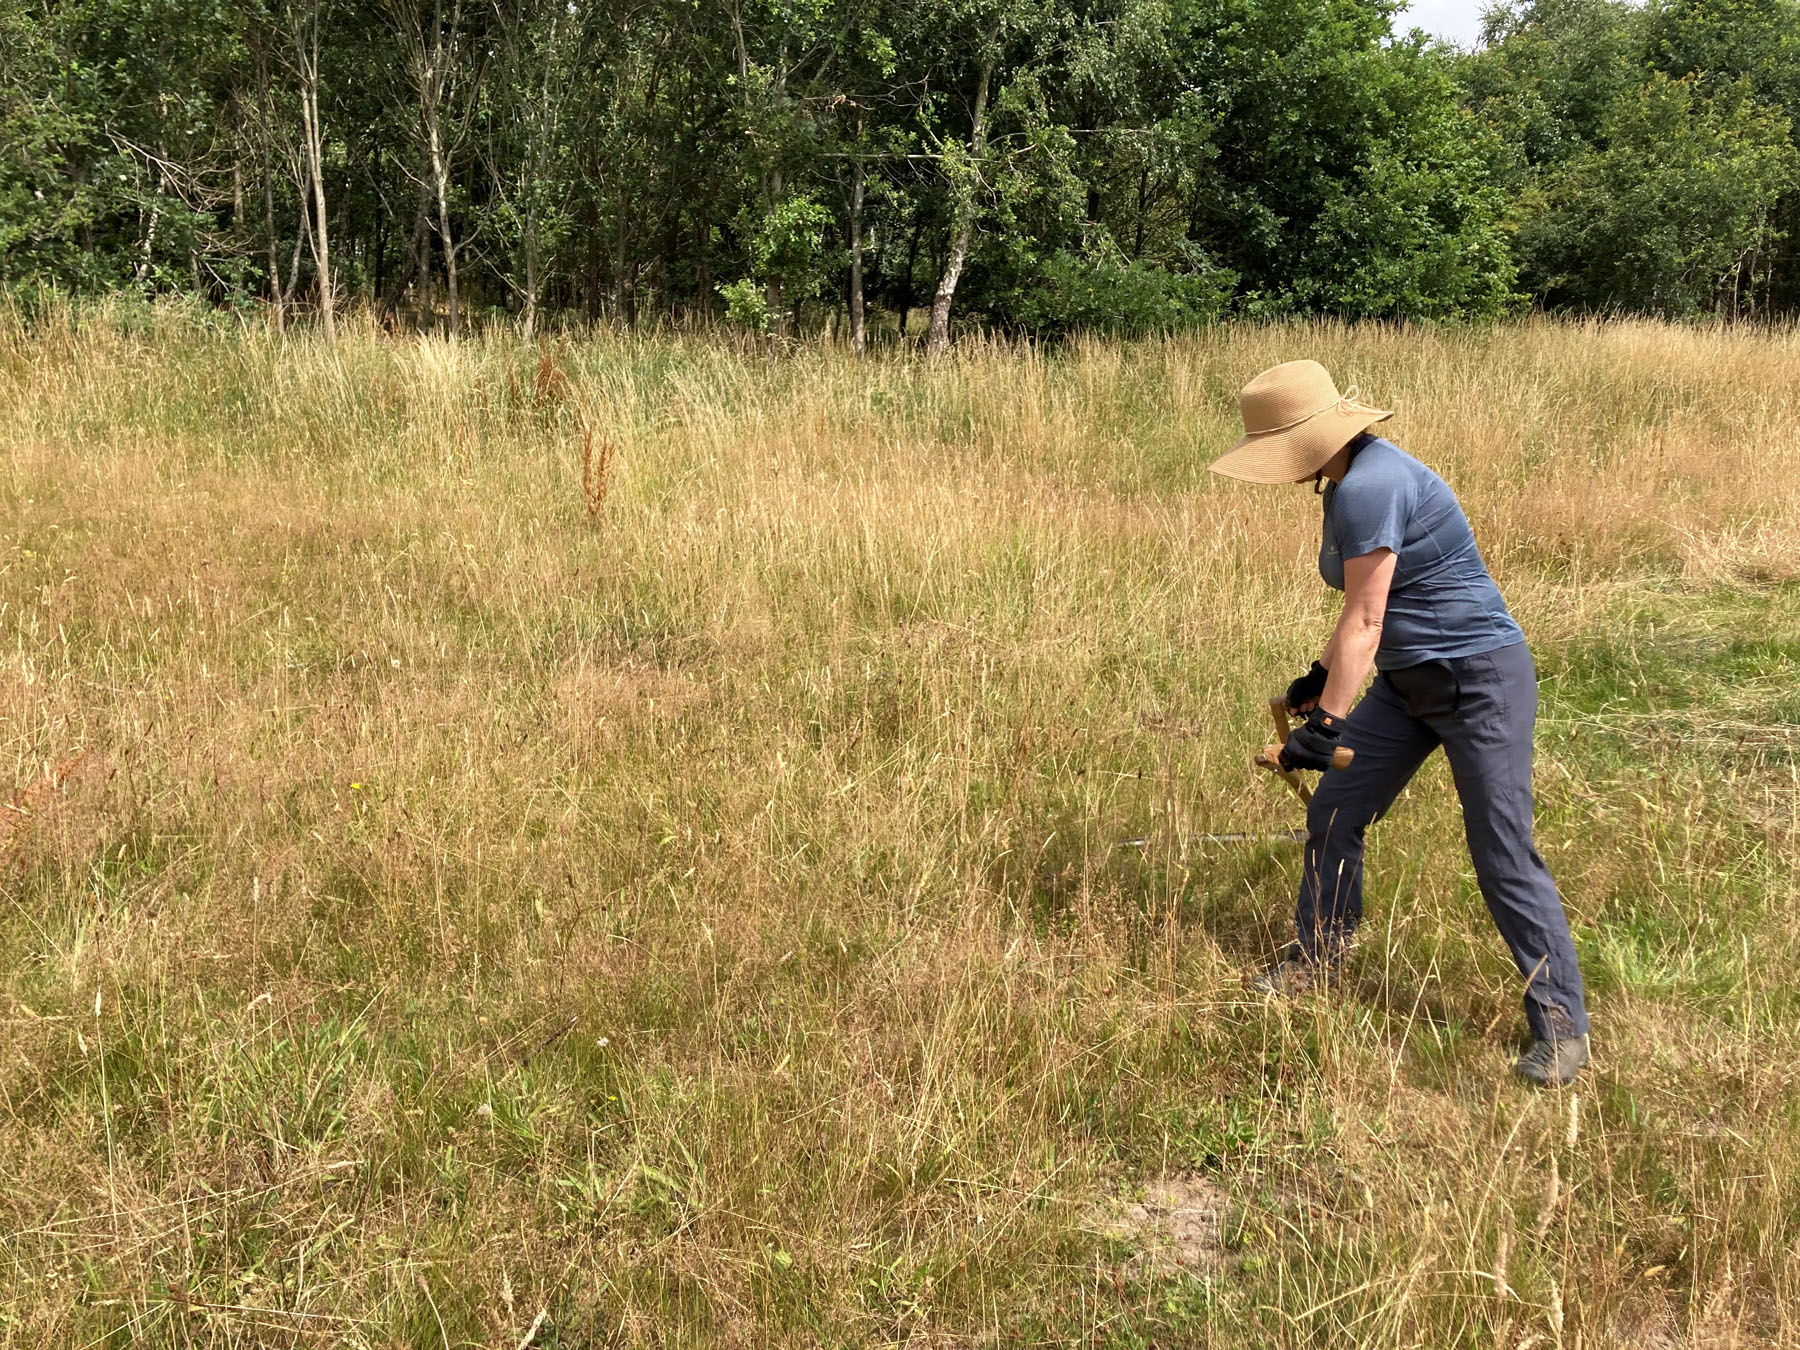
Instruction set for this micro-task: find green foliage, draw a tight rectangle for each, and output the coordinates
[1006,242,1234,335]
[1468,0,1800,315]
[0,2,116,287]
[1300,145,1518,318]
[1466,0,1652,167]
[1517,74,1799,314]
[717,276,772,332]
[5,0,1800,325]
[748,193,834,296]
[1286,40,1520,317]
[1649,0,1800,112]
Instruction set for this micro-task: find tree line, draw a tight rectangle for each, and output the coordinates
[4,0,1799,344]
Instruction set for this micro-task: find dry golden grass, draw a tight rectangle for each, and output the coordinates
[0,303,1797,1346]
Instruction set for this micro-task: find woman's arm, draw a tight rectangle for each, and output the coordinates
[1319,548,1396,717]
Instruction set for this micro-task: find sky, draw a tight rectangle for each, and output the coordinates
[1400,0,1490,47]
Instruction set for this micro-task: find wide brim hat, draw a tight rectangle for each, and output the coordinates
[1210,360,1393,483]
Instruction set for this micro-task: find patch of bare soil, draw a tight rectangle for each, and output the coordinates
[1088,1174,1232,1276]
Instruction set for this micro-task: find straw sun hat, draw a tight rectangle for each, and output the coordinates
[1209,360,1392,484]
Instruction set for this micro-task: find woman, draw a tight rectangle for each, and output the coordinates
[1210,360,1590,1087]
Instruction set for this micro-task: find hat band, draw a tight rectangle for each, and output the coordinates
[1243,385,1363,437]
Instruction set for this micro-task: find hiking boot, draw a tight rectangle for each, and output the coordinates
[1513,1032,1589,1087]
[1248,947,1336,998]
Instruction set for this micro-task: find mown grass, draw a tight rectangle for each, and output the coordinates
[1,304,1797,1346]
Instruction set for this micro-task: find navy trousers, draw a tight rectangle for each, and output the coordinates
[1299,641,1590,1042]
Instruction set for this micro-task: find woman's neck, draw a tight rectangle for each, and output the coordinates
[1321,433,1375,483]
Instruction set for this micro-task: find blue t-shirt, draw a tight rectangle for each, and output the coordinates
[1319,437,1524,671]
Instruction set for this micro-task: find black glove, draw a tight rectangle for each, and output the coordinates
[1280,706,1346,772]
[1284,660,1329,713]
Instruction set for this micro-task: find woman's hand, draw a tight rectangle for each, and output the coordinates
[1319,548,1396,716]
[1284,660,1329,713]
[1279,708,1346,772]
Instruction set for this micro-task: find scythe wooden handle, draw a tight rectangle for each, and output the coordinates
[1267,696,1293,743]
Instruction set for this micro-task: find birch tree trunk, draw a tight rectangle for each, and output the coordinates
[279,186,309,314]
[427,101,460,337]
[926,43,997,356]
[250,26,284,330]
[521,230,539,339]
[412,179,434,327]
[135,201,160,284]
[261,128,282,330]
[613,182,631,323]
[385,0,479,338]
[763,165,784,336]
[292,3,334,341]
[848,153,866,354]
[519,5,570,341]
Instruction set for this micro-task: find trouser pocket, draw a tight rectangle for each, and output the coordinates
[1382,658,1460,721]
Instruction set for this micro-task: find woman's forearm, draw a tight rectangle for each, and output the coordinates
[1318,548,1396,718]
[1320,616,1381,717]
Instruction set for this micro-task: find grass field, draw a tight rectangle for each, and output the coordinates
[1,305,1797,1347]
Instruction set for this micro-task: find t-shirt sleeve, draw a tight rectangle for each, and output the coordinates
[1331,462,1414,560]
